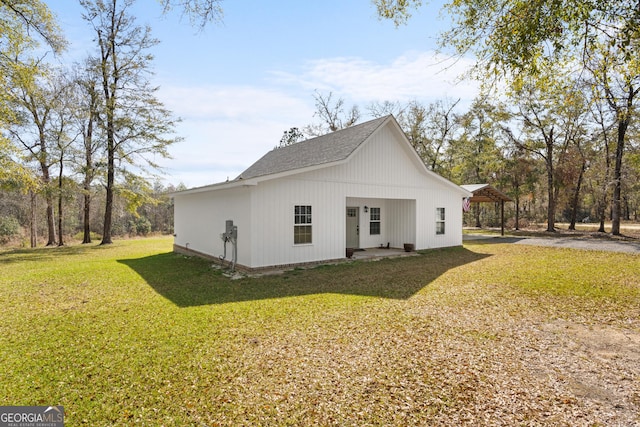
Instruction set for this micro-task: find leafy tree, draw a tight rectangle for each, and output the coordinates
[374,0,640,235]
[447,98,507,226]
[587,93,616,232]
[414,98,461,174]
[396,100,429,162]
[585,39,640,235]
[0,0,65,234]
[501,145,538,230]
[44,73,76,246]
[373,0,638,78]
[6,65,67,245]
[0,0,66,53]
[0,0,66,130]
[448,97,506,184]
[561,143,588,230]
[503,70,589,232]
[81,0,181,245]
[278,127,305,147]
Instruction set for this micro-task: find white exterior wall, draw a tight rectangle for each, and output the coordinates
[386,199,416,247]
[414,188,464,249]
[248,178,345,268]
[173,186,252,265]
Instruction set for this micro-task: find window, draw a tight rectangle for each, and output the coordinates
[436,207,445,235]
[369,207,380,235]
[294,205,312,244]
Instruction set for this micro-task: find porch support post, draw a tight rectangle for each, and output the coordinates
[501,200,505,236]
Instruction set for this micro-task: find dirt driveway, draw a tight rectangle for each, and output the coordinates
[464,234,640,254]
[515,236,640,254]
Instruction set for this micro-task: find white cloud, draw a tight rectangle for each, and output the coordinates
[158,50,481,188]
[157,84,315,187]
[272,51,479,105]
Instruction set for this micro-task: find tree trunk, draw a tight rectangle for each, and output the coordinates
[41,166,57,246]
[101,144,114,245]
[101,97,115,245]
[30,191,37,248]
[568,159,586,230]
[623,195,630,221]
[82,133,93,243]
[57,162,64,246]
[83,191,92,244]
[545,128,555,232]
[99,10,116,246]
[596,189,607,233]
[611,117,628,236]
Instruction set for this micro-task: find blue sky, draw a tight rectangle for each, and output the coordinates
[48,0,478,188]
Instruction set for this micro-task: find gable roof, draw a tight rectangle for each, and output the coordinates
[238,115,390,180]
[172,114,472,197]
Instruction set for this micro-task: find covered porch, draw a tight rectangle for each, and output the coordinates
[345,197,416,252]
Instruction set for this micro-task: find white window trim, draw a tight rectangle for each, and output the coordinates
[436,207,445,235]
[369,207,381,235]
[293,204,313,245]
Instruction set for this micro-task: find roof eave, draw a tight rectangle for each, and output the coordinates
[170,178,258,196]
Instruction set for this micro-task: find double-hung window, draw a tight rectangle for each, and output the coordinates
[436,207,445,235]
[294,205,312,244]
[369,207,381,235]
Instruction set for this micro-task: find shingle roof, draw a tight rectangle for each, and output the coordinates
[237,115,391,180]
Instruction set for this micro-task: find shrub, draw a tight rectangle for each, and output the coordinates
[129,216,152,236]
[0,216,21,244]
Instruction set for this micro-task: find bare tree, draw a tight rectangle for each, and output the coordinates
[304,91,360,137]
[70,61,104,244]
[159,0,223,29]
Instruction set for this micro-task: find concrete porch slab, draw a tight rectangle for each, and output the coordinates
[350,247,418,260]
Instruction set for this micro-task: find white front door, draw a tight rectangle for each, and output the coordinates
[346,207,359,248]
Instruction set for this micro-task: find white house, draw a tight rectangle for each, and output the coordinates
[172,115,472,271]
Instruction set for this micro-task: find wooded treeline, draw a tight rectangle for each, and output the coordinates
[0,0,189,246]
[281,0,640,234]
[2,0,639,246]
[282,89,639,233]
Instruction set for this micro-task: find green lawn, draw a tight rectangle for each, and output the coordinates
[1,237,638,426]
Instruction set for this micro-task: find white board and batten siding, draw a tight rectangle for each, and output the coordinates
[248,177,346,268]
[173,186,252,264]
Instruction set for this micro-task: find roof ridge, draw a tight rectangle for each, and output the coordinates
[300,114,390,143]
[237,115,392,180]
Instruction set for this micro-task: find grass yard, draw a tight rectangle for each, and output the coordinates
[1,237,639,426]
